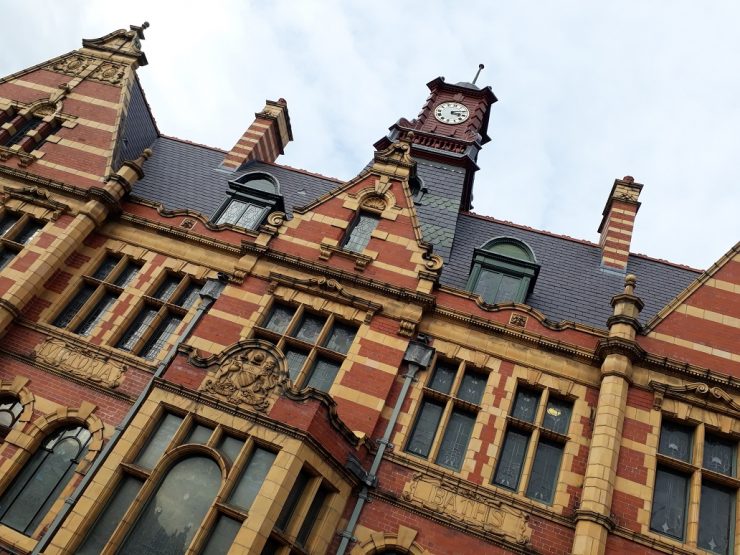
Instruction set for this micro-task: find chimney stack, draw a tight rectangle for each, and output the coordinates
[222,99,293,170]
[597,176,642,271]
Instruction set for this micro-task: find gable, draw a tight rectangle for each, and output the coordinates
[640,242,740,375]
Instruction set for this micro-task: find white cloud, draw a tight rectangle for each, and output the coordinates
[1,1,737,269]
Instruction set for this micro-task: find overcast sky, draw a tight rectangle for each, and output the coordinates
[2,1,738,270]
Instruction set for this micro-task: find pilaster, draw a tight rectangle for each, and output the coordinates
[572,274,643,555]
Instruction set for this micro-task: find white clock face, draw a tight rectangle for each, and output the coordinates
[434,102,470,124]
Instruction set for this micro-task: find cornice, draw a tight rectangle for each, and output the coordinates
[595,336,646,363]
[434,306,599,365]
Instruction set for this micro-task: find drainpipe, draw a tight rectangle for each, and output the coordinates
[32,277,225,555]
[336,336,435,555]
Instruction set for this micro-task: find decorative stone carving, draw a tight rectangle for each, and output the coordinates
[201,346,289,412]
[509,314,528,327]
[423,254,443,272]
[267,211,286,227]
[361,195,387,212]
[49,55,93,77]
[89,62,127,85]
[402,473,532,545]
[33,338,126,388]
[650,380,740,413]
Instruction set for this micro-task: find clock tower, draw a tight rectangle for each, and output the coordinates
[374,73,497,211]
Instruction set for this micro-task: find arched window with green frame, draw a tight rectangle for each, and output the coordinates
[466,237,540,304]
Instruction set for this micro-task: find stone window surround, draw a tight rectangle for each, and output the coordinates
[0,207,47,269]
[645,400,740,554]
[403,356,487,472]
[55,390,350,555]
[0,400,103,553]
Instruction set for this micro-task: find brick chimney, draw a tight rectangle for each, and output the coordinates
[221,99,293,169]
[597,176,643,271]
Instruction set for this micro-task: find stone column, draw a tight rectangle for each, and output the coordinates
[0,150,151,337]
[571,274,644,555]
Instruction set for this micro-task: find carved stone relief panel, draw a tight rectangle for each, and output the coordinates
[402,473,532,546]
[33,338,126,388]
[200,344,289,412]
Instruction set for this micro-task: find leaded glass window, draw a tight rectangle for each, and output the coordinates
[254,302,358,392]
[216,199,266,230]
[228,447,276,509]
[265,468,333,553]
[658,421,693,462]
[466,237,540,304]
[0,212,45,271]
[650,420,739,551]
[116,273,201,360]
[405,358,486,471]
[343,213,379,253]
[119,456,221,554]
[73,412,288,554]
[493,386,572,505]
[52,253,142,338]
[0,426,91,535]
[698,482,734,554]
[650,467,689,539]
[0,396,22,431]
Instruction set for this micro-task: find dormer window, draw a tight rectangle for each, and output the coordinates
[466,237,540,304]
[342,212,379,253]
[213,172,283,230]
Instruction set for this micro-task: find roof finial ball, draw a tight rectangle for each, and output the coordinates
[624,274,637,295]
[472,64,485,85]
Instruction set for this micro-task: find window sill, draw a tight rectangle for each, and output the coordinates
[318,242,373,271]
[0,523,38,554]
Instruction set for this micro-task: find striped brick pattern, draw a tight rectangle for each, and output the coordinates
[597,176,642,271]
[221,99,292,169]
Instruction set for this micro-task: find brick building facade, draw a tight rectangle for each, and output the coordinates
[0,25,738,555]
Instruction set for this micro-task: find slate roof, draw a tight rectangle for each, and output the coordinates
[113,78,158,171]
[133,137,341,218]
[443,213,700,328]
[127,131,701,331]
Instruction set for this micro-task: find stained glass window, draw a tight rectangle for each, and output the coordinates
[293,313,326,343]
[184,424,213,445]
[428,362,456,394]
[153,275,180,302]
[275,471,310,531]
[650,467,688,539]
[217,434,244,464]
[323,322,356,354]
[53,283,96,329]
[525,439,564,503]
[296,486,329,546]
[493,387,572,502]
[343,213,379,253]
[92,255,119,281]
[119,456,221,554]
[256,304,356,391]
[406,401,444,458]
[13,220,43,245]
[201,515,242,555]
[306,358,341,392]
[265,304,296,334]
[74,292,118,336]
[458,372,486,405]
[0,426,91,534]
[703,435,735,476]
[216,200,265,230]
[698,482,734,554]
[435,411,475,470]
[175,283,200,309]
[140,315,182,360]
[116,307,158,352]
[0,213,20,236]
[511,388,540,422]
[542,397,572,435]
[493,429,530,490]
[658,421,693,462]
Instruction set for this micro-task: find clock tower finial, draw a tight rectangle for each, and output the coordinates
[472,63,484,85]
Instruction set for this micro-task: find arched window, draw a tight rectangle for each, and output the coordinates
[466,237,540,304]
[119,456,221,554]
[0,396,23,436]
[0,425,91,535]
[214,172,283,230]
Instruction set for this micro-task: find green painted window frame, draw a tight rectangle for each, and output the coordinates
[466,237,540,304]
